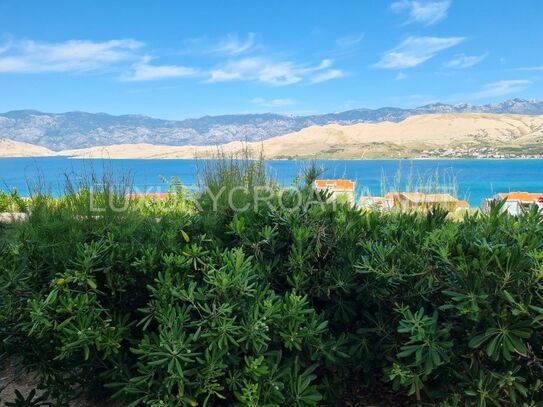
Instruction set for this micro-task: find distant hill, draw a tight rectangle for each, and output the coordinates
[248,113,543,159]
[0,139,55,157]
[48,113,542,160]
[1,99,542,151]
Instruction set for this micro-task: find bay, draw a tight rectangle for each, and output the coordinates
[1,157,543,207]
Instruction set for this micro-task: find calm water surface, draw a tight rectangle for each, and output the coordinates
[1,157,543,207]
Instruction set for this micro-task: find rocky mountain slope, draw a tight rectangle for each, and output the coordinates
[1,99,542,151]
[10,113,537,160]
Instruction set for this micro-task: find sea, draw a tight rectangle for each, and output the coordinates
[1,157,543,207]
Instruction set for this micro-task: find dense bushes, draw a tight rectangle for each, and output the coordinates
[1,164,543,406]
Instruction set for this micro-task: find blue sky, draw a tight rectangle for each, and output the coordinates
[0,0,542,119]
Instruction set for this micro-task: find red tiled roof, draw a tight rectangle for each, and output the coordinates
[497,192,543,203]
[314,179,355,190]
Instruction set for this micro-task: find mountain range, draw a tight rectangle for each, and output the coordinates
[1,99,542,151]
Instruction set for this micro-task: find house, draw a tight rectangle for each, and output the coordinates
[360,192,468,212]
[392,192,462,212]
[358,195,393,211]
[484,192,543,215]
[313,179,356,205]
[455,200,470,212]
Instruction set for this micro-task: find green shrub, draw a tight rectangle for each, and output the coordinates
[0,189,28,212]
[1,164,543,406]
[0,191,8,211]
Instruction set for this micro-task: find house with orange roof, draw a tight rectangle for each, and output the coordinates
[360,191,469,212]
[456,200,470,211]
[394,192,464,212]
[313,179,356,205]
[485,191,543,215]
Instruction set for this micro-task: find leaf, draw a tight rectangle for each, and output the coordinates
[485,334,500,358]
[506,334,527,356]
[468,333,490,349]
[397,345,418,358]
[44,289,58,305]
[87,278,97,290]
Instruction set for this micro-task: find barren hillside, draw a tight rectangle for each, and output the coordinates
[1,113,542,159]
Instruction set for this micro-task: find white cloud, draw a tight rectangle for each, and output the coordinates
[374,36,464,69]
[0,38,143,73]
[314,59,333,70]
[249,97,295,107]
[211,33,258,55]
[469,80,531,99]
[258,61,303,85]
[391,0,452,25]
[122,57,198,81]
[0,35,346,87]
[186,33,259,56]
[396,72,407,80]
[444,53,487,69]
[310,69,345,84]
[336,34,364,49]
[208,57,343,86]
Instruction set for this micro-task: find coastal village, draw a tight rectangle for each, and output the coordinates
[2,180,543,223]
[418,147,543,159]
[312,178,543,215]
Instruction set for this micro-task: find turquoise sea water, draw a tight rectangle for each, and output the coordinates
[1,157,543,207]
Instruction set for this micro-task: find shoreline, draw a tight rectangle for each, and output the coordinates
[2,158,543,208]
[2,155,543,161]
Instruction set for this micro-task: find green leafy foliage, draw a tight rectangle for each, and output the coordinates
[1,165,543,406]
[0,189,28,212]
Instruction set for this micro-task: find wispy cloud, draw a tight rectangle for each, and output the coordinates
[0,35,345,87]
[185,33,259,56]
[444,53,487,69]
[0,38,143,73]
[122,57,198,81]
[396,72,407,80]
[249,97,295,107]
[336,34,364,49]
[469,80,532,99]
[310,69,345,84]
[208,57,343,86]
[374,36,464,69]
[211,33,258,55]
[391,0,452,25]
